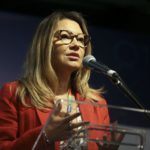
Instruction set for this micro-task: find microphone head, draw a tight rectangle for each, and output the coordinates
[83,55,96,67]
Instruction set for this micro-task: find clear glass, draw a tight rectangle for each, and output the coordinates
[58,99,149,150]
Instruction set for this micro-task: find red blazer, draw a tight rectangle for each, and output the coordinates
[0,82,110,150]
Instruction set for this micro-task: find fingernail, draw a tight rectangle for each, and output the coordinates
[74,112,81,116]
[55,99,63,107]
[84,121,90,125]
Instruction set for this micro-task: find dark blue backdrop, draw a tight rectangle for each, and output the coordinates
[0,12,150,127]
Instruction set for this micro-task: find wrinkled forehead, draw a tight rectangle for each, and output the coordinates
[54,18,83,34]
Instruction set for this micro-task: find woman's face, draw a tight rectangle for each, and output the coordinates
[52,18,86,73]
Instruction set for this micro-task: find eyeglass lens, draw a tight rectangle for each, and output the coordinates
[56,30,90,48]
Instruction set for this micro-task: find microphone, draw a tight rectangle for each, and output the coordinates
[83,55,150,122]
[83,55,118,78]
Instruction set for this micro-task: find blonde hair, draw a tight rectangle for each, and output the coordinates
[17,11,103,109]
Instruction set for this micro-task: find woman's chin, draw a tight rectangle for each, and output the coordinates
[67,63,81,71]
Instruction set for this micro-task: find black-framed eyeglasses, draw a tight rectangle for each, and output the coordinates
[54,30,91,48]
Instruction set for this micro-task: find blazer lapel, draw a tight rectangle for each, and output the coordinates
[76,93,95,122]
[36,108,53,125]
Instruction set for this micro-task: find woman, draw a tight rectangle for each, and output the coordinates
[0,11,121,150]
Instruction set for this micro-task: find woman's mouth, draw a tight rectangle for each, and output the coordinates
[66,53,80,60]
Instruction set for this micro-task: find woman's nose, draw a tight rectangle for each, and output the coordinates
[69,38,80,50]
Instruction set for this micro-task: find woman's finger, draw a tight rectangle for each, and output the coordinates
[53,130,77,141]
[67,121,90,130]
[53,100,62,115]
[111,120,124,143]
[63,112,81,123]
[111,120,119,141]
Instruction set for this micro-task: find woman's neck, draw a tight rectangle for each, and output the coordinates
[55,72,71,95]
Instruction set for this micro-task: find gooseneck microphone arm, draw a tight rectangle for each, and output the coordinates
[83,55,150,122]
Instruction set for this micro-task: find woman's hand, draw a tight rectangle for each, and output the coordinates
[44,101,88,142]
[97,121,124,150]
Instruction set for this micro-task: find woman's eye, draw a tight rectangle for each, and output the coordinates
[78,37,84,43]
[60,34,70,39]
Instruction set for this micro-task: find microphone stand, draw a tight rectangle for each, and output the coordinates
[107,71,150,122]
[83,55,150,122]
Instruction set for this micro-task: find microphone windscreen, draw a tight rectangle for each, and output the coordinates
[83,55,96,67]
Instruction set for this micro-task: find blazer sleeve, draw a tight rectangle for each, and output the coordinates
[0,83,54,150]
